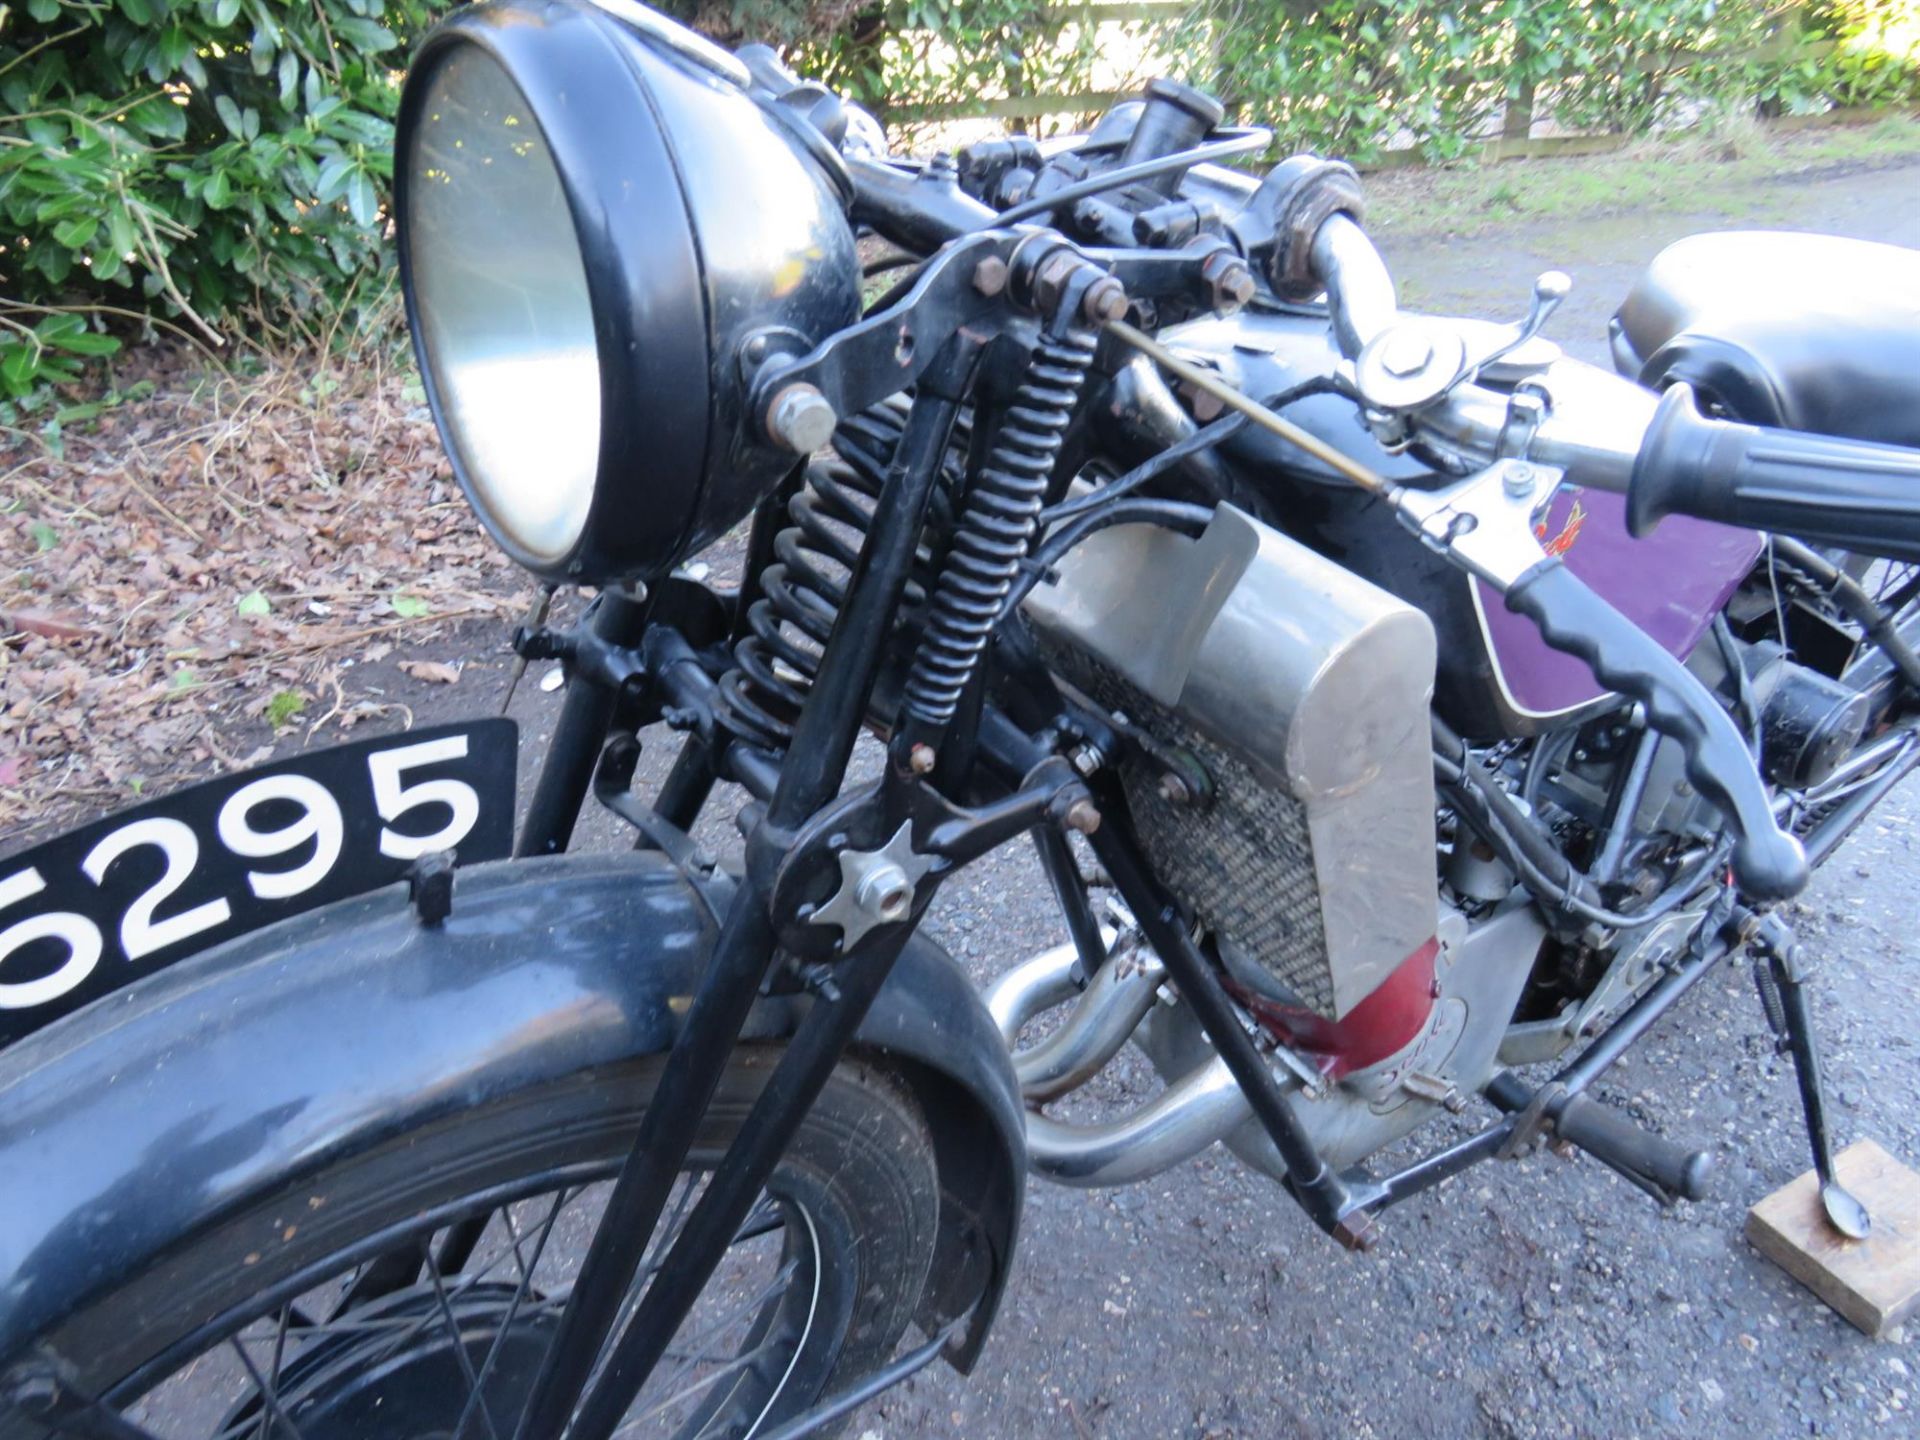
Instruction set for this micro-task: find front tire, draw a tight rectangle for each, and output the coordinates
[9,1049,942,1440]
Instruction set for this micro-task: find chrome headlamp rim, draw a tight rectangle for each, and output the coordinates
[395,0,712,584]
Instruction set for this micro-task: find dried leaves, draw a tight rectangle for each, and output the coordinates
[2,343,530,840]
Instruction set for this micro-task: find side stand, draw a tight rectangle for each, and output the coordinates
[1751,914,1873,1239]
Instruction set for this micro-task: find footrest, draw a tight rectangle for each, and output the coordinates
[1484,1072,1714,1203]
[1553,1092,1715,1202]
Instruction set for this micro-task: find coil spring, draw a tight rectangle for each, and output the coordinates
[715,402,954,751]
[901,326,1098,728]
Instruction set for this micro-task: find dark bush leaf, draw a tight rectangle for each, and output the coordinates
[345,170,379,227]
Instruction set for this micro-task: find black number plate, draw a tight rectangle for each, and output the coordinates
[0,719,517,1047]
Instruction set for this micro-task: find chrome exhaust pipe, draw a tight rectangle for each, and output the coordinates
[985,941,1086,1047]
[986,934,1255,1187]
[1015,942,1167,1101]
[1025,1056,1252,1187]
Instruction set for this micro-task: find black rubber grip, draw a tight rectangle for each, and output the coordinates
[1630,382,1920,563]
[1505,558,1809,900]
[1553,1094,1715,1202]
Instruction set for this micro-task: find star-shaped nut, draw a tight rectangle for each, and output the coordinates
[808,820,933,951]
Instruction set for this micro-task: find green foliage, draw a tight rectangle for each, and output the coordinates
[1,0,445,342]
[807,1,1101,128]
[2,0,1916,415]
[1,309,121,401]
[1183,1,1790,160]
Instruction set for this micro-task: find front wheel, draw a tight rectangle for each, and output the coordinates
[11,1050,942,1440]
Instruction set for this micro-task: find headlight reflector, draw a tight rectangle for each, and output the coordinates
[405,46,600,565]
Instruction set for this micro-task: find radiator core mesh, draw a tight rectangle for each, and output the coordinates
[1056,649,1339,1015]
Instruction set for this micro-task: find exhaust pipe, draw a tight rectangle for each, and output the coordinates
[1015,939,1166,1101]
[1026,1055,1251,1187]
[984,936,1254,1187]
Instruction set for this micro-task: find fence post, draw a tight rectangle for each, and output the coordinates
[1504,36,1535,142]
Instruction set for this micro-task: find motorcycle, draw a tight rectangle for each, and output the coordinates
[5,2,1920,1435]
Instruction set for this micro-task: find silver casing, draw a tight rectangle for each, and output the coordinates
[1023,504,1439,1019]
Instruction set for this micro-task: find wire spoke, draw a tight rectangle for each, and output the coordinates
[498,1202,536,1292]
[577,1173,704,1401]
[609,1259,802,1437]
[421,1240,504,1440]
[256,1305,294,1440]
[228,1336,308,1440]
[450,1188,572,1440]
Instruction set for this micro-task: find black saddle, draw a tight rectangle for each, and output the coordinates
[1611,230,1920,448]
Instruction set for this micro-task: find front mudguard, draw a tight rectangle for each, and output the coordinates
[0,852,1024,1371]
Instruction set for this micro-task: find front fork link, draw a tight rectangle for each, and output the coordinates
[509,344,986,1440]
[1749,913,1874,1238]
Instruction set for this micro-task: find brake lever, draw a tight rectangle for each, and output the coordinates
[1390,459,1809,902]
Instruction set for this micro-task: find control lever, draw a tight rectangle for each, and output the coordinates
[1355,270,1571,414]
[1393,459,1809,901]
[1477,269,1571,375]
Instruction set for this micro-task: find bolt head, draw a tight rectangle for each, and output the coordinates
[1380,329,1434,379]
[1064,798,1102,835]
[768,384,837,455]
[909,742,938,775]
[972,255,1010,298]
[1503,462,1537,497]
[1157,772,1193,806]
[1215,267,1256,312]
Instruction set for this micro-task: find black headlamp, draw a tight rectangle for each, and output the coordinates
[395,0,860,583]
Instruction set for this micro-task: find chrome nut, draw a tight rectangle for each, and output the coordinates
[767,383,838,455]
[854,861,914,923]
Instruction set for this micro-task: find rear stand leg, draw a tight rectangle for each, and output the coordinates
[1751,914,1873,1239]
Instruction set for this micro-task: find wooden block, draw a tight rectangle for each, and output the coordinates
[1746,1139,1920,1338]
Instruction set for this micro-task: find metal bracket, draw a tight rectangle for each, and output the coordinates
[1496,385,1550,461]
[1388,457,1564,590]
[1495,1078,1566,1160]
[771,756,1093,957]
[745,230,1022,446]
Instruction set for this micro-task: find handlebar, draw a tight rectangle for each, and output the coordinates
[1631,383,1920,563]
